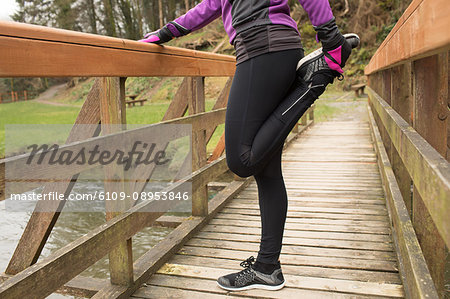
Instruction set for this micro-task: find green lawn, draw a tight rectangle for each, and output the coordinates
[0,99,224,158]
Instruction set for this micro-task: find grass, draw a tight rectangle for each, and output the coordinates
[313,98,345,122]
[0,98,224,158]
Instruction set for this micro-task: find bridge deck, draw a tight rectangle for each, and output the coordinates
[131,119,405,298]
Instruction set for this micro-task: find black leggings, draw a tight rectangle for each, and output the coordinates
[225,48,322,264]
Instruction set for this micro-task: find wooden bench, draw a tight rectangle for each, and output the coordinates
[126,98,147,108]
[351,83,366,97]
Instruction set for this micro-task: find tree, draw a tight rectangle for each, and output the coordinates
[101,0,117,36]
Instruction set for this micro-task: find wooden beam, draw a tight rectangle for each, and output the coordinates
[0,21,235,78]
[99,77,134,286]
[5,79,102,275]
[205,77,232,144]
[367,86,450,249]
[0,273,106,298]
[390,64,413,214]
[365,0,450,75]
[188,77,208,216]
[411,53,448,296]
[153,215,186,228]
[367,104,438,299]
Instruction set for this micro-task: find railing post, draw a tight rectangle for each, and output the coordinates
[411,53,448,297]
[188,76,208,216]
[300,114,307,126]
[390,63,413,214]
[99,76,134,286]
[309,104,315,123]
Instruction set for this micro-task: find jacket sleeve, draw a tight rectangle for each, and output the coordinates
[166,0,222,37]
[297,0,334,27]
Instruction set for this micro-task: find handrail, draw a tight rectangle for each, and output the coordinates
[364,0,449,297]
[367,87,450,245]
[365,0,450,75]
[0,21,236,77]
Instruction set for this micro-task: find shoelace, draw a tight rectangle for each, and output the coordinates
[235,256,256,281]
[239,256,255,268]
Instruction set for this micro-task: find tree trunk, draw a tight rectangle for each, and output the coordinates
[133,0,143,37]
[102,0,117,37]
[87,0,98,33]
[158,0,163,27]
[185,0,189,13]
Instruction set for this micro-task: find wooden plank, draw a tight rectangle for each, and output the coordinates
[100,77,134,286]
[154,263,404,297]
[178,247,398,272]
[367,86,450,248]
[194,231,394,251]
[132,284,230,299]
[235,195,387,207]
[169,255,403,284]
[153,215,186,228]
[223,203,388,216]
[230,199,387,213]
[0,21,236,77]
[220,207,389,221]
[0,21,235,63]
[188,76,208,216]
[0,273,107,298]
[162,78,188,120]
[215,212,390,227]
[207,218,390,235]
[205,77,232,143]
[91,179,253,299]
[4,79,102,275]
[364,0,450,75]
[185,238,396,261]
[412,53,448,296]
[0,36,236,77]
[139,274,394,299]
[202,224,392,243]
[367,104,439,298]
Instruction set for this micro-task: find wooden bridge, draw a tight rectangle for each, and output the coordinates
[0,0,449,298]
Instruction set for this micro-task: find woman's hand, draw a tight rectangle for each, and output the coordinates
[138,26,174,45]
[314,18,353,74]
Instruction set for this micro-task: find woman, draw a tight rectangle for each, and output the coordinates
[139,0,357,292]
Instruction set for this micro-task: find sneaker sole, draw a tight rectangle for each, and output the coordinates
[216,280,285,291]
[296,33,360,71]
[296,47,323,71]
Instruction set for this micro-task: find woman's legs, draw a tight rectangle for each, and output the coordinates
[225,48,304,178]
[224,49,302,265]
[254,143,287,265]
[217,48,331,290]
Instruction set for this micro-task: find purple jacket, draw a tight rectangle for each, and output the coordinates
[166,0,334,44]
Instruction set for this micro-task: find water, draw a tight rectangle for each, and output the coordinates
[0,191,173,298]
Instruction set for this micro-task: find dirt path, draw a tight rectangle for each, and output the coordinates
[33,84,78,107]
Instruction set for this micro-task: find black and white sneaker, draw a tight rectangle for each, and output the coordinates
[296,33,360,83]
[216,256,285,291]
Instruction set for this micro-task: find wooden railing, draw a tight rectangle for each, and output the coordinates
[364,0,449,297]
[0,20,314,298]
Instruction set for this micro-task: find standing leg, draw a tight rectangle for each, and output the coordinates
[254,143,287,265]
